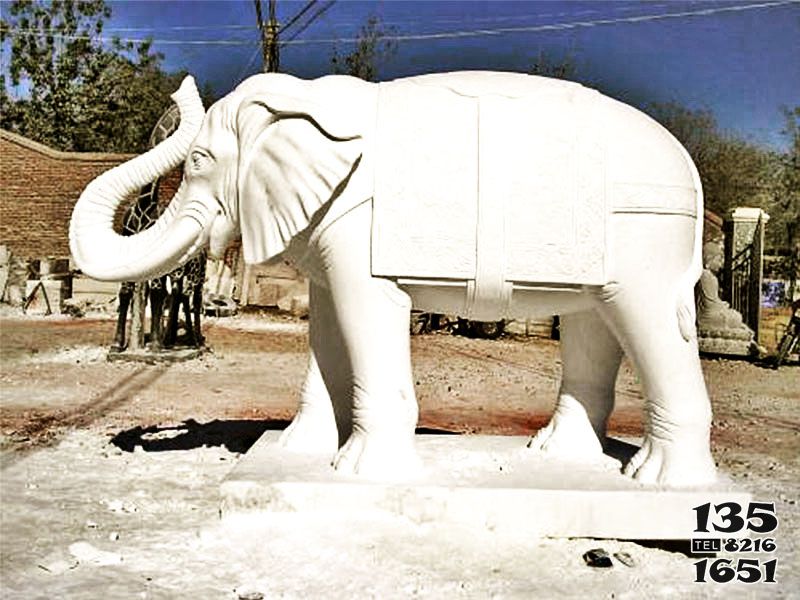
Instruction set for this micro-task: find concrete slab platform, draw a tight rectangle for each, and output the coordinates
[221,432,750,540]
[107,347,206,364]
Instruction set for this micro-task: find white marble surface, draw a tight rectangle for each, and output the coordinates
[222,431,749,540]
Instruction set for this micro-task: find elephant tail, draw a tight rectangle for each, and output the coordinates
[676,144,704,343]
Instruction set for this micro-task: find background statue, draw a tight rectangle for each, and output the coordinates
[72,73,717,487]
[696,241,758,356]
[110,104,207,353]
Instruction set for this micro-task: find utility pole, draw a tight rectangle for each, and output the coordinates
[253,1,334,74]
[254,0,280,72]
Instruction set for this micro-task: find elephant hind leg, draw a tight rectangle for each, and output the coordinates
[528,309,622,461]
[596,292,716,486]
[594,215,716,487]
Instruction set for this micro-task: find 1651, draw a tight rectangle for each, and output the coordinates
[694,558,777,584]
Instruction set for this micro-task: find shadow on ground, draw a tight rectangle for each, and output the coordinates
[111,420,463,454]
[603,437,639,464]
[111,419,291,454]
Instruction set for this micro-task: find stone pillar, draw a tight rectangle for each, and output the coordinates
[723,207,769,339]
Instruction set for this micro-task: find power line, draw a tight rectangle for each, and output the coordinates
[279,0,797,45]
[281,1,335,44]
[3,1,794,47]
[3,2,739,34]
[235,45,263,83]
[278,0,318,35]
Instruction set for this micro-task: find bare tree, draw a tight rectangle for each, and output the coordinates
[529,51,577,80]
[331,15,397,82]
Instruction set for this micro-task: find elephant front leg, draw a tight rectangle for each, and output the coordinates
[302,201,421,479]
[279,352,338,453]
[279,286,338,454]
[321,278,420,479]
[528,310,622,462]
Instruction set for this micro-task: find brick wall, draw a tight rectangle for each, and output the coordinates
[0,129,137,260]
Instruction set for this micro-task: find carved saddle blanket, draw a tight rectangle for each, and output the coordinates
[370,72,608,319]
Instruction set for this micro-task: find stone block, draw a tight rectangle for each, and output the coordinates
[221,432,749,540]
[24,279,65,314]
[71,276,120,303]
[249,276,308,311]
[0,264,8,302]
[505,318,555,337]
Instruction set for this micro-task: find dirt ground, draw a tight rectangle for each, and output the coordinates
[1,309,798,598]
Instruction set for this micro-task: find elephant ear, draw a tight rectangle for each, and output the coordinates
[236,94,363,265]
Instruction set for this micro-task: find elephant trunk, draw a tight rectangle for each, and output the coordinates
[69,76,206,281]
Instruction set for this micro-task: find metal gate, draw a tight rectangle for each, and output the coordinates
[725,214,765,339]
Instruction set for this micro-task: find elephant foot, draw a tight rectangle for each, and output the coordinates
[278,408,338,455]
[624,434,717,487]
[333,430,422,481]
[527,395,607,461]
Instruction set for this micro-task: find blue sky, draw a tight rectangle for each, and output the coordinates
[7,0,800,149]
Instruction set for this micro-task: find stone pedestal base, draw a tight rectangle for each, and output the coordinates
[221,432,749,540]
[107,346,206,364]
[24,280,65,314]
[698,335,755,357]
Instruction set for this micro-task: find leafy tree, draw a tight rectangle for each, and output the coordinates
[767,106,800,297]
[331,15,397,82]
[650,102,799,297]
[0,0,203,153]
[647,102,773,216]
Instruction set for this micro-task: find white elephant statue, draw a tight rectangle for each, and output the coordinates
[70,72,717,487]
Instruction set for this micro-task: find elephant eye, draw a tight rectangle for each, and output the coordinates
[189,149,212,172]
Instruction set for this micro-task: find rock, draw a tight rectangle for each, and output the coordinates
[61,298,86,318]
[68,541,122,566]
[235,585,264,600]
[204,294,237,317]
[582,548,613,568]
[277,292,309,318]
[103,498,138,514]
[613,551,636,567]
[38,553,79,574]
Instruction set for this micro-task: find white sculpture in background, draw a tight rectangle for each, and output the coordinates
[696,241,758,356]
[70,72,717,487]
